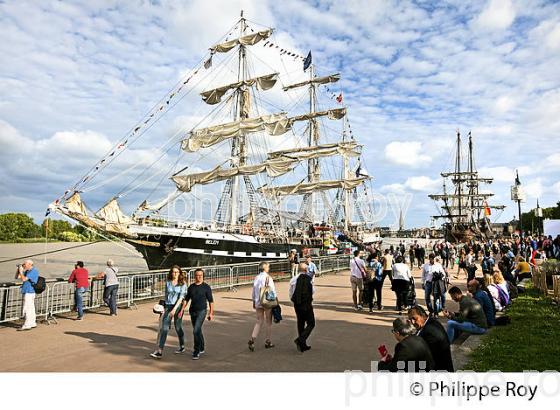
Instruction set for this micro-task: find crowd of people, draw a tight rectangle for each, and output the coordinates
[13,232,554,370]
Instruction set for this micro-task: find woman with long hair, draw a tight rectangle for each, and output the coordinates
[150,265,187,359]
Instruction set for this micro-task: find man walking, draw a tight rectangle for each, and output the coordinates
[290,263,315,352]
[184,268,214,360]
[16,260,39,331]
[350,250,367,310]
[68,261,89,320]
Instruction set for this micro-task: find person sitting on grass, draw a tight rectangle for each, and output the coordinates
[443,286,488,343]
[467,279,495,327]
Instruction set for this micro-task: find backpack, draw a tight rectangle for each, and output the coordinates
[506,281,518,299]
[29,276,46,294]
[482,257,494,273]
[495,285,510,307]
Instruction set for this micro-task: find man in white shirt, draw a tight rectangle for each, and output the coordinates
[350,249,367,310]
[421,253,447,316]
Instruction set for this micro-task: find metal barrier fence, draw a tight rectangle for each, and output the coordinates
[0,254,350,325]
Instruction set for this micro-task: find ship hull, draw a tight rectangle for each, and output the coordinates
[125,226,315,269]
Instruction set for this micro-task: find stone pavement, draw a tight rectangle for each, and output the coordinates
[0,268,464,372]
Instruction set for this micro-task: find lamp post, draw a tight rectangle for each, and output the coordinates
[535,198,543,236]
[510,170,525,236]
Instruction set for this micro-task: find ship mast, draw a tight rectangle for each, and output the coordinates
[455,130,462,226]
[306,64,319,221]
[229,11,248,228]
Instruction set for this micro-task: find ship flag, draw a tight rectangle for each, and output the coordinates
[303,51,312,71]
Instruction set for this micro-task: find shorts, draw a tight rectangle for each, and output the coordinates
[350,276,364,292]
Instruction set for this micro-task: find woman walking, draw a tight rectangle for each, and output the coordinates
[391,256,412,313]
[248,261,276,351]
[150,265,187,359]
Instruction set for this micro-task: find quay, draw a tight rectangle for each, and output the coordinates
[0,262,461,372]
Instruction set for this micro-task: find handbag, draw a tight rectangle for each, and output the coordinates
[259,276,279,309]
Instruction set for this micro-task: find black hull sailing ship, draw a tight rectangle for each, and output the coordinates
[49,13,376,269]
[429,131,505,243]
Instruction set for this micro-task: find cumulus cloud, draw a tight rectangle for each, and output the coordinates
[473,0,516,31]
[384,141,431,167]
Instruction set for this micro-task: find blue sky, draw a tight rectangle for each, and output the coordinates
[0,0,559,228]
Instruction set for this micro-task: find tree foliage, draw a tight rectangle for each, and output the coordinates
[0,213,101,242]
[0,213,42,241]
[521,201,560,234]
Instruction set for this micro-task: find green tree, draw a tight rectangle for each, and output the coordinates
[41,218,74,239]
[0,213,41,241]
[521,202,560,234]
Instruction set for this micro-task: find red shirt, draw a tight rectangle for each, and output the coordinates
[69,268,89,289]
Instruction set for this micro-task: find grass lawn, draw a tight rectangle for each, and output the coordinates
[465,287,560,371]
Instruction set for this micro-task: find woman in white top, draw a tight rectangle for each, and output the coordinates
[391,256,412,312]
[484,275,503,311]
[248,261,276,351]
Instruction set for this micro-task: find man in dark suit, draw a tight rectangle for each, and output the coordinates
[377,317,435,372]
[290,263,315,352]
[408,305,454,372]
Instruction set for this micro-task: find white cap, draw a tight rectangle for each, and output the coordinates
[153,304,165,314]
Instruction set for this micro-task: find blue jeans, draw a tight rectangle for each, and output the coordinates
[75,287,87,317]
[158,306,185,349]
[103,285,119,315]
[447,320,486,343]
[424,282,446,314]
[190,309,207,354]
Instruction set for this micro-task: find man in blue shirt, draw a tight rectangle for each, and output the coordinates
[16,259,39,330]
[305,256,318,279]
[467,279,495,327]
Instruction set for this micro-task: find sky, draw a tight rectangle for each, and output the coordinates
[0,0,559,229]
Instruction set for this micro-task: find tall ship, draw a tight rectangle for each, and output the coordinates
[429,131,505,242]
[48,13,376,269]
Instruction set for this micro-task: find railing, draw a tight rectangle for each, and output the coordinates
[0,254,350,325]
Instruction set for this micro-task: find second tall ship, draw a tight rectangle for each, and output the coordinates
[429,131,506,242]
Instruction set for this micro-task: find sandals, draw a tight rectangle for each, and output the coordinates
[248,339,255,352]
[264,340,275,349]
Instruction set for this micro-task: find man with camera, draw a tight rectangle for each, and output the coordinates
[16,260,39,331]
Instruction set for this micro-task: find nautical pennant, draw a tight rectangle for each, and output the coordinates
[303,51,312,71]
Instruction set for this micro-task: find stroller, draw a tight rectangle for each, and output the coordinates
[405,277,417,307]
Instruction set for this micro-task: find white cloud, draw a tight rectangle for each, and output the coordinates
[404,176,440,192]
[473,0,516,31]
[1,0,560,227]
[384,141,431,167]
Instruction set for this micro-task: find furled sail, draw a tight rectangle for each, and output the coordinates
[65,192,88,216]
[172,158,297,192]
[182,108,346,152]
[283,73,340,91]
[182,112,289,152]
[136,191,180,212]
[210,29,273,54]
[268,141,360,160]
[95,199,134,225]
[258,177,369,196]
[290,107,346,122]
[201,73,279,105]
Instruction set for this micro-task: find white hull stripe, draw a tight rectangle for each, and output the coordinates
[174,247,287,259]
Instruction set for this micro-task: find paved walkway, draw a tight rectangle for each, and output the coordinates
[0,268,464,372]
